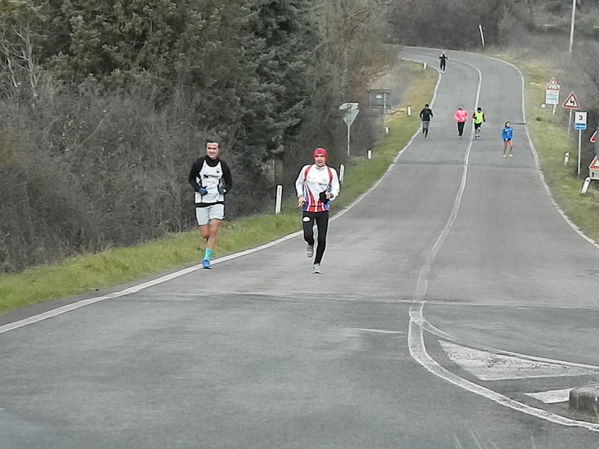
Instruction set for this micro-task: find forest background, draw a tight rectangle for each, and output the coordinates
[1,0,598,273]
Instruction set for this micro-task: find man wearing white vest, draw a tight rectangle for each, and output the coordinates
[295,147,340,274]
[188,139,233,269]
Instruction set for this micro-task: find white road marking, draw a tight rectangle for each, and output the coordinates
[492,57,599,252]
[356,328,404,335]
[424,318,599,371]
[439,341,599,380]
[525,389,571,404]
[409,302,599,432]
[0,69,420,336]
[406,51,599,432]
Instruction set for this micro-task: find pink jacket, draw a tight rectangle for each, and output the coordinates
[454,109,468,122]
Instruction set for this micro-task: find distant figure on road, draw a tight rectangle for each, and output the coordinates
[419,103,434,138]
[439,52,448,72]
[295,148,340,274]
[472,107,486,139]
[188,138,233,269]
[454,106,468,138]
[502,121,514,157]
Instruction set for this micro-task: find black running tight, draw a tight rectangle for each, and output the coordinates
[302,210,329,264]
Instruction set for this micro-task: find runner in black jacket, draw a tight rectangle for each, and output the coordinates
[419,104,434,138]
[188,139,233,269]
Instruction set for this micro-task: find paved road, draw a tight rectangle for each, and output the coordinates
[2,48,599,449]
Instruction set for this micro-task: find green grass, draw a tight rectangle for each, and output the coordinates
[0,62,437,316]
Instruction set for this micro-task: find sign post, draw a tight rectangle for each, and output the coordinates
[574,111,587,176]
[545,78,560,115]
[339,102,359,157]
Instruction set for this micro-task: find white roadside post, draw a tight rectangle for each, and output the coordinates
[574,111,587,177]
[581,177,591,194]
[339,102,359,157]
[479,24,485,48]
[275,184,283,214]
[564,152,570,165]
[339,164,345,184]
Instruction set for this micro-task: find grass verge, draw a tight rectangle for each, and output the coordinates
[0,62,437,316]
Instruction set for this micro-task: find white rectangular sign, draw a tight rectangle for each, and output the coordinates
[574,111,587,130]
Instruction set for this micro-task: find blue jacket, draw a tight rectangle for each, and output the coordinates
[502,126,513,140]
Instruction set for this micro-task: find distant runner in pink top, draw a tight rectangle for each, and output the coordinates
[454,106,468,138]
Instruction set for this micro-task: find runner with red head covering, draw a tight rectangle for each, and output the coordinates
[295,147,340,274]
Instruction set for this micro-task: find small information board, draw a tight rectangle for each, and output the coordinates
[574,111,587,131]
[545,78,559,105]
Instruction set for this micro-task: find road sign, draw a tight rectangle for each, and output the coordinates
[562,92,580,109]
[574,111,587,130]
[546,77,559,90]
[591,130,597,143]
[339,102,359,156]
[589,156,599,180]
[339,102,359,126]
[545,78,559,105]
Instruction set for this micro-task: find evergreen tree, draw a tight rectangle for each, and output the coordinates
[51,0,181,86]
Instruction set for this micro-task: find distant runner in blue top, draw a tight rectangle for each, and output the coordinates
[502,121,514,157]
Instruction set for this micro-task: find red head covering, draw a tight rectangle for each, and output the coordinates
[313,147,328,159]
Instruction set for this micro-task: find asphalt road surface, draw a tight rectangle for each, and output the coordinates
[2,48,599,449]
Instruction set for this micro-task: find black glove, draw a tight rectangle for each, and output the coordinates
[198,186,208,195]
[319,192,329,204]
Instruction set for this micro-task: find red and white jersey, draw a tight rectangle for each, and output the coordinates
[295,164,340,212]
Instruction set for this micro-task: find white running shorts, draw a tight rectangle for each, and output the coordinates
[195,204,224,225]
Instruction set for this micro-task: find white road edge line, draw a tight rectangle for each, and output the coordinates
[0,60,429,336]
[409,303,599,431]
[491,56,599,251]
[406,49,599,432]
[356,328,405,335]
[422,316,599,371]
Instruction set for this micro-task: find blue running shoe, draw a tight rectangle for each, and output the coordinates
[202,259,211,269]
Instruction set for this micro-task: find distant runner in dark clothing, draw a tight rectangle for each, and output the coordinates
[419,104,434,138]
[439,52,448,72]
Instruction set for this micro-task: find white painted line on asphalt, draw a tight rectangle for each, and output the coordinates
[356,328,404,335]
[495,57,599,251]
[409,302,599,432]
[407,51,599,432]
[0,62,434,336]
[440,340,599,380]
[423,317,599,371]
[526,389,571,404]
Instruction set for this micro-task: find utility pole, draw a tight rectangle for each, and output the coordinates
[569,0,576,53]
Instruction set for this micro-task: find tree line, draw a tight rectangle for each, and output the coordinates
[0,0,392,272]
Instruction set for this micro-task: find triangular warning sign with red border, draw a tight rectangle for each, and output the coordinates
[562,92,580,109]
[589,156,599,170]
[591,130,597,144]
